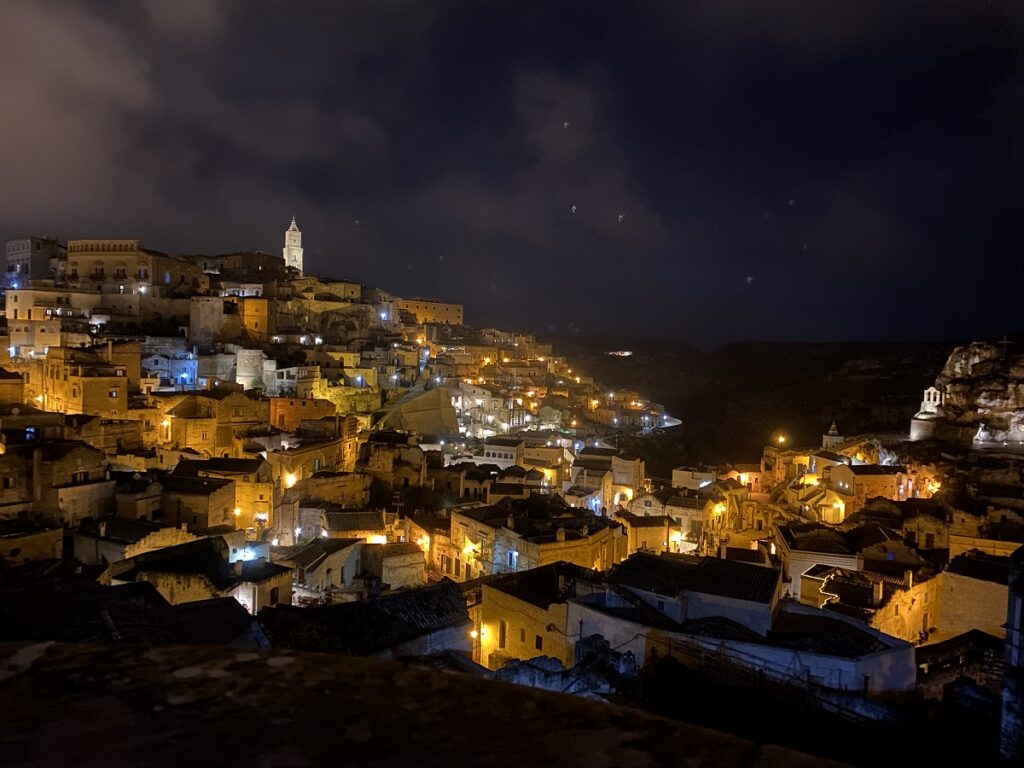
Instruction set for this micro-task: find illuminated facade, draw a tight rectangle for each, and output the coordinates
[394,297,464,325]
[282,217,303,274]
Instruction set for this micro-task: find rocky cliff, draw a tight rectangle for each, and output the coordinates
[931,342,1024,445]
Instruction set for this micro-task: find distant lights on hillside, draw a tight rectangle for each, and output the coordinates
[607,350,633,357]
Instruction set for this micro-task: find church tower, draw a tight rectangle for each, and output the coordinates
[283,217,303,274]
[822,419,843,449]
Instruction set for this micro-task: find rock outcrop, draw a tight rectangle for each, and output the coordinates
[912,342,1024,445]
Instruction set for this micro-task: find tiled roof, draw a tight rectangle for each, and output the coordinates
[172,457,266,476]
[161,475,233,496]
[946,549,1010,585]
[777,524,854,555]
[618,512,673,529]
[115,538,290,590]
[0,582,261,647]
[78,516,164,544]
[322,510,388,532]
[290,538,361,570]
[258,580,469,655]
[486,562,597,609]
[609,552,778,604]
[769,611,890,658]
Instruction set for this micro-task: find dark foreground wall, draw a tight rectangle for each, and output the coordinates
[0,642,848,768]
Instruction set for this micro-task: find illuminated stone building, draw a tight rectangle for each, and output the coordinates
[394,297,464,326]
[151,389,268,459]
[477,562,603,669]
[0,369,24,405]
[41,347,129,417]
[5,236,65,286]
[160,475,236,531]
[107,536,292,614]
[172,457,274,533]
[65,239,207,298]
[269,396,337,431]
[282,217,303,274]
[0,440,114,526]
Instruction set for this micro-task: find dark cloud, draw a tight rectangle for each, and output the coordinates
[0,1,1021,345]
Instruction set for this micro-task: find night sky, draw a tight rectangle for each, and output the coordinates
[1,1,1022,346]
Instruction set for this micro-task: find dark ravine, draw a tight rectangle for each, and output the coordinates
[548,335,955,473]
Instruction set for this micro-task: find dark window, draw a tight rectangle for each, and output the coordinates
[520,628,526,643]
[498,619,507,649]
[534,635,543,652]
[269,587,280,606]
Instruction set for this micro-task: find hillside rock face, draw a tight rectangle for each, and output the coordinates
[920,342,1024,445]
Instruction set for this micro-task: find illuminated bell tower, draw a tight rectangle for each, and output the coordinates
[283,216,303,275]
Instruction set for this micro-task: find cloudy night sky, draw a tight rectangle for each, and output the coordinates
[1,1,1021,346]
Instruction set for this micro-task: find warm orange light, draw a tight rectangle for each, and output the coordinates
[283,472,298,489]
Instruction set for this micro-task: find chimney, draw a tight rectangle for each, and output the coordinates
[180,522,188,531]
[98,521,107,538]
[106,339,113,363]
[506,514,515,531]
[872,580,884,607]
[556,527,566,542]
[904,569,914,589]
[232,560,244,576]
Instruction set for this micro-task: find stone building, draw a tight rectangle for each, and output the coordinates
[394,297,463,325]
[282,217,304,275]
[0,521,62,566]
[160,475,236,531]
[41,347,129,417]
[5,236,65,285]
[0,440,114,526]
[107,536,291,614]
[75,516,199,566]
[1002,544,1024,759]
[269,396,337,431]
[477,562,603,669]
[171,457,274,533]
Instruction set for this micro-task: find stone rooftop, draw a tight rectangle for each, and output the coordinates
[0,642,849,767]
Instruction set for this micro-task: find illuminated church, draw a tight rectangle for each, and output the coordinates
[283,217,303,275]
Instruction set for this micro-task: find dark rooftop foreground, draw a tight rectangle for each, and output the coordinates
[0,642,849,768]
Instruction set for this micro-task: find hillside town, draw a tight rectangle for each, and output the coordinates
[1,225,1021,762]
